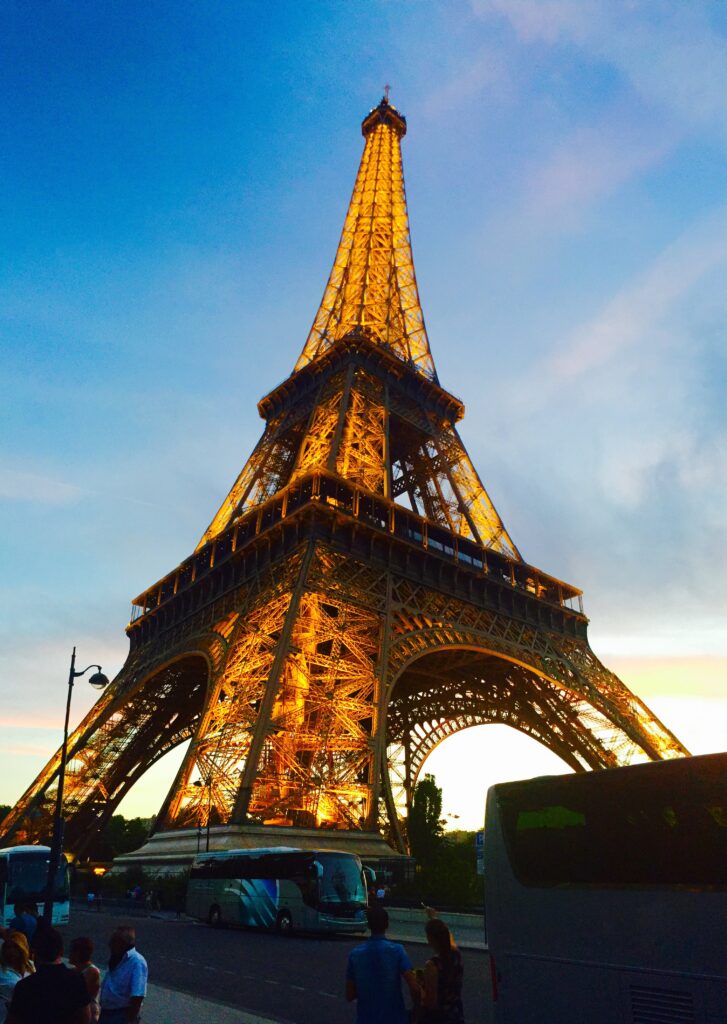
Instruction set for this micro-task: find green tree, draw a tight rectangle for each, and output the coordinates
[435,831,483,908]
[401,778,484,909]
[408,773,444,866]
[89,815,151,860]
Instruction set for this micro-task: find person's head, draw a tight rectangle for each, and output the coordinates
[22,902,38,918]
[109,926,136,957]
[5,931,31,972]
[366,905,389,936]
[12,902,24,918]
[34,927,63,965]
[69,936,93,968]
[1,939,27,974]
[425,918,453,957]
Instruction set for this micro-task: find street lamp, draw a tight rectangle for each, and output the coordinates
[42,647,109,924]
[193,777,213,853]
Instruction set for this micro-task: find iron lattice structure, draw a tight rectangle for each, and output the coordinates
[2,97,688,857]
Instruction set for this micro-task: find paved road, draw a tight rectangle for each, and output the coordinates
[64,909,493,1024]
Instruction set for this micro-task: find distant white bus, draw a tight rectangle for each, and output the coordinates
[0,845,70,927]
[187,847,370,934]
[484,753,727,1023]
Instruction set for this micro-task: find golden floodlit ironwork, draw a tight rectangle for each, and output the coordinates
[1,96,689,858]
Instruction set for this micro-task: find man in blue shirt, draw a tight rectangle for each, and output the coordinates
[346,906,420,1024]
[8,903,36,945]
[99,925,147,1024]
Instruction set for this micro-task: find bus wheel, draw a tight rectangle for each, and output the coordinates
[275,910,293,935]
[208,905,222,928]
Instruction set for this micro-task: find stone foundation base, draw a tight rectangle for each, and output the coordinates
[112,824,401,875]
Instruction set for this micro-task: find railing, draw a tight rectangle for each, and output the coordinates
[130,471,584,624]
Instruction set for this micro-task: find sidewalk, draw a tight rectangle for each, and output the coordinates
[144,982,284,1023]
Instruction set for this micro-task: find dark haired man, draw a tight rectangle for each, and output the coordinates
[7,927,90,1024]
[345,905,420,1024]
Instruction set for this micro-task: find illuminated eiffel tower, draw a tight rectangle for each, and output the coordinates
[2,96,688,863]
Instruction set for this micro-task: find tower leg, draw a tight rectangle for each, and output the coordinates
[0,656,209,855]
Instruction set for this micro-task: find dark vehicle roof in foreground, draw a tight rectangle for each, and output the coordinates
[491,751,726,798]
[489,751,727,889]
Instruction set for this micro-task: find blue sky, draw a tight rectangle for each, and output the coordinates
[1,1,726,827]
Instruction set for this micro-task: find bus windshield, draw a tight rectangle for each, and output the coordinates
[316,852,367,909]
[2,851,69,904]
[0,847,71,928]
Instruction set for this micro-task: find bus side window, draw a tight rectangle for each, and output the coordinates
[300,876,318,908]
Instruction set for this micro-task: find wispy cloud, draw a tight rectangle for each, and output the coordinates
[477,1,727,138]
[0,468,83,505]
[421,45,512,119]
[477,199,727,647]
[546,205,727,384]
[607,656,727,699]
[473,0,600,46]
[0,714,62,731]
[1,743,57,758]
[520,105,675,227]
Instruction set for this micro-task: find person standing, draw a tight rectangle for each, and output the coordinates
[1,936,32,981]
[345,905,420,1024]
[419,917,464,1024]
[6,908,35,948]
[69,937,101,1024]
[0,940,26,1021]
[5,927,90,1024]
[98,926,147,1024]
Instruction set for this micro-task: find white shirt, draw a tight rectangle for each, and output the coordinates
[0,966,21,1019]
[100,948,148,1010]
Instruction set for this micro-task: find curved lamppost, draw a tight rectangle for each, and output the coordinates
[42,647,109,924]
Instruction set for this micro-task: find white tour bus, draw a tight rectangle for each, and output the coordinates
[186,846,371,934]
[0,845,70,927]
[485,753,727,1023]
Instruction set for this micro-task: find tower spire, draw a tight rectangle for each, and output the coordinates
[295,97,437,381]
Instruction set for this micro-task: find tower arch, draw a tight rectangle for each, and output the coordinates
[383,646,613,836]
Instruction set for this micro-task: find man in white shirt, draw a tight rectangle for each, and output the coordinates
[99,926,147,1024]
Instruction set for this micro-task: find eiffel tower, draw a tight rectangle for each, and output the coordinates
[2,96,688,863]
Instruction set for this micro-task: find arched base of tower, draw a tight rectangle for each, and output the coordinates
[112,824,401,875]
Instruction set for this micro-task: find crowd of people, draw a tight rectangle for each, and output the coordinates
[0,899,462,1024]
[0,908,147,1024]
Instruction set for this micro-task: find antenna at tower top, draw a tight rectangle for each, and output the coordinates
[384,83,391,102]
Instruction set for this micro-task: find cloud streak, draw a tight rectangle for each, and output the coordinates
[477,1,727,138]
[546,205,727,385]
[0,468,84,505]
[520,106,675,228]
